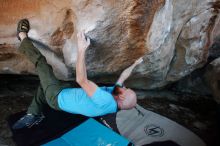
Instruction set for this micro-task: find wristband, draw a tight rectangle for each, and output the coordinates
[115,83,124,88]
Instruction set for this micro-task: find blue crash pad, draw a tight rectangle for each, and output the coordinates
[42,118,130,146]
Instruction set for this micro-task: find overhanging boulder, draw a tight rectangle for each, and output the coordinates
[0,0,219,89]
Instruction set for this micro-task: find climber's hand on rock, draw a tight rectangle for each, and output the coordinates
[134,57,143,65]
[77,32,90,52]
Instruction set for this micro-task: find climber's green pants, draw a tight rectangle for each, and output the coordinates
[19,38,72,115]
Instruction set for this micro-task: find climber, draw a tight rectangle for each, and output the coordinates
[12,19,143,129]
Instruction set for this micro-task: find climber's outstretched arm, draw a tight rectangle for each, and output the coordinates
[116,57,143,86]
[76,32,98,97]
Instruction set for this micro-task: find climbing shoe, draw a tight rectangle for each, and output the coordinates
[12,114,44,130]
[17,19,30,41]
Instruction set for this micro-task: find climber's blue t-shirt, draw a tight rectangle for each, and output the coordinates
[57,86,117,117]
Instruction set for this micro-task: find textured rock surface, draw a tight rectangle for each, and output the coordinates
[0,0,220,89]
[204,57,220,103]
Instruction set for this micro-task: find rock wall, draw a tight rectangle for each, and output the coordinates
[0,0,220,89]
[204,57,220,104]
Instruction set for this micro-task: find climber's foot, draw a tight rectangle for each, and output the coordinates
[17,19,30,41]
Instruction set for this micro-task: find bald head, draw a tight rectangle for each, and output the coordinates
[113,86,137,110]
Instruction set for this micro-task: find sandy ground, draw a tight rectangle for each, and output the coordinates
[0,74,219,146]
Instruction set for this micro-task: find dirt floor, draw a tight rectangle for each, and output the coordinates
[0,74,219,146]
